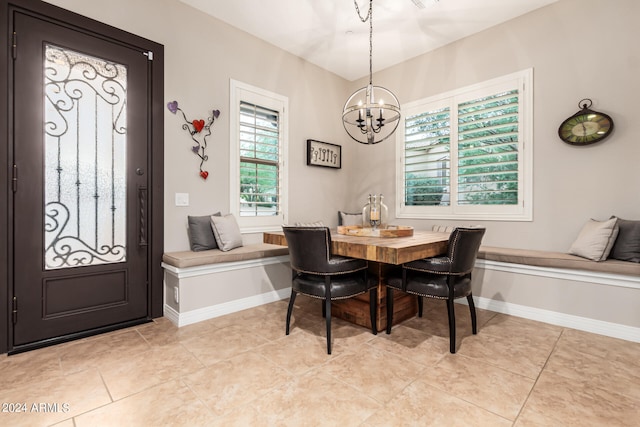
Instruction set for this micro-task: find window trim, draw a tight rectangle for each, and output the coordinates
[230,79,288,232]
[396,69,533,221]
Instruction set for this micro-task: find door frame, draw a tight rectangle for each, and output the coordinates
[0,0,164,354]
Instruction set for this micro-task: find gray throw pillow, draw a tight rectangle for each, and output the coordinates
[187,212,221,251]
[210,214,243,252]
[609,217,640,262]
[338,211,363,226]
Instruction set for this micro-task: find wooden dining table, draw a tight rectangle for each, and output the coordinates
[264,229,450,332]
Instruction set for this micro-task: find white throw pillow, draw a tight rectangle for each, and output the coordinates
[210,214,243,252]
[569,218,619,261]
[339,211,362,226]
[293,221,325,227]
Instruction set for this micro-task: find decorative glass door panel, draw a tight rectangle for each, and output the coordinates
[44,44,127,269]
[13,10,151,348]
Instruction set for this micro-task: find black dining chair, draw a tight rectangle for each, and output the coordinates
[282,226,377,354]
[386,227,486,353]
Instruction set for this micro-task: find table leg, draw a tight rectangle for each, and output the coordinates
[331,262,417,332]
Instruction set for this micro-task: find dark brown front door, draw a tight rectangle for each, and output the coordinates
[12,11,150,346]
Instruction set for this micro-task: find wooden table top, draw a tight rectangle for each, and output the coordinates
[264,229,449,265]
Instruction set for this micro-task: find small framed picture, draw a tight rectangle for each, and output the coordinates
[306,139,341,169]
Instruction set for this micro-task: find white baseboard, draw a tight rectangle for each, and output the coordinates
[457,296,640,343]
[471,259,640,342]
[163,304,180,325]
[164,287,291,327]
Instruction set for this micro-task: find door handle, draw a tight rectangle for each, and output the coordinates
[138,185,148,247]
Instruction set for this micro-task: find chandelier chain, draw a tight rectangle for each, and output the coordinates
[353,0,371,22]
[354,0,374,85]
[343,0,400,144]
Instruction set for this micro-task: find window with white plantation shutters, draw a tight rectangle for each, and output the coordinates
[230,80,288,231]
[457,90,519,206]
[404,106,451,207]
[396,69,532,221]
[239,101,280,217]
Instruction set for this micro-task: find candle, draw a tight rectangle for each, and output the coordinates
[370,209,380,221]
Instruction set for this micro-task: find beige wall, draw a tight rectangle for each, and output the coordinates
[349,0,640,251]
[45,0,638,254]
[44,0,354,252]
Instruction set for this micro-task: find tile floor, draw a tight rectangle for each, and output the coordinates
[1,297,639,426]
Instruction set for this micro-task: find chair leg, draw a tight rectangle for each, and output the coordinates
[369,287,378,335]
[385,287,394,334]
[286,291,297,335]
[467,294,477,335]
[324,276,333,354]
[418,296,423,317]
[325,297,332,354]
[321,301,326,318]
[446,298,456,353]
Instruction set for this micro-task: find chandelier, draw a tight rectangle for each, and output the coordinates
[342,0,401,145]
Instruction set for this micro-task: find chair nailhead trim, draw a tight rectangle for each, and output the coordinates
[295,290,366,301]
[406,291,448,300]
[405,266,472,276]
[293,266,367,276]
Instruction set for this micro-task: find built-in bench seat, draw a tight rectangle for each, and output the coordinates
[434,224,640,277]
[478,246,640,276]
[161,243,290,327]
[470,245,640,343]
[162,243,289,268]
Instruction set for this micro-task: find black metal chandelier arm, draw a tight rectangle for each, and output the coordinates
[359,127,379,135]
[359,125,383,134]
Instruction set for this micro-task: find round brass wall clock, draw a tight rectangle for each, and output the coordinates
[558,99,614,145]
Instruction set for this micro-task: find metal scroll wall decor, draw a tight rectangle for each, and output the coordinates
[44,44,128,269]
[167,100,220,180]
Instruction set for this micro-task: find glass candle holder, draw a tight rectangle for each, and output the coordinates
[369,195,381,230]
[362,194,372,228]
[379,194,388,229]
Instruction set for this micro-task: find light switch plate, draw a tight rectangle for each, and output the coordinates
[175,193,189,207]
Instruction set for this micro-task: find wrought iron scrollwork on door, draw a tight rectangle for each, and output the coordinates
[43,44,128,269]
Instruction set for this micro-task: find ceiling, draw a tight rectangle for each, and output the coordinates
[179,0,558,82]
